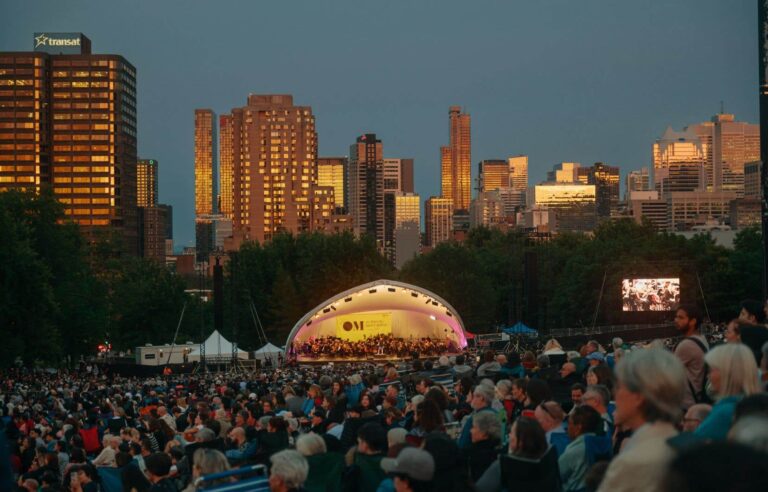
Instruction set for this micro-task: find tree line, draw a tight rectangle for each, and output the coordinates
[0,191,762,366]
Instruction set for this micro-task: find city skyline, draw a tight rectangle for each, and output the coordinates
[1,0,757,247]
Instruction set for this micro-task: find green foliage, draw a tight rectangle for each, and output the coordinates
[226,232,394,347]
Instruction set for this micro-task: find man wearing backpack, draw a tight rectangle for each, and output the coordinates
[673,304,709,409]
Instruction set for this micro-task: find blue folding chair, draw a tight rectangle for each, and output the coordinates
[195,464,270,492]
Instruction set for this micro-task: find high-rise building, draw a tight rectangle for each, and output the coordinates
[744,161,761,199]
[317,157,346,212]
[656,115,758,193]
[194,109,216,216]
[383,158,404,194]
[655,165,704,196]
[666,190,736,231]
[711,113,759,194]
[533,183,596,233]
[625,168,651,199]
[224,94,317,243]
[425,197,453,247]
[470,191,505,228]
[478,159,509,192]
[348,134,384,243]
[400,158,414,193]
[547,162,581,183]
[136,158,164,261]
[384,191,420,266]
[440,106,471,210]
[137,159,158,207]
[508,155,529,191]
[218,113,234,219]
[578,162,620,218]
[0,33,138,252]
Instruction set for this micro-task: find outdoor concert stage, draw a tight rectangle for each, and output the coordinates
[285,280,469,363]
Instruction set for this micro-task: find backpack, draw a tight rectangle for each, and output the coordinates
[680,337,712,405]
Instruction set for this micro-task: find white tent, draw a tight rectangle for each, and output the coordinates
[189,330,249,361]
[253,342,283,361]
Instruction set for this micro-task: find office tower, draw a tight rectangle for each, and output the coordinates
[194,109,216,216]
[0,33,138,252]
[218,114,234,219]
[711,113,759,194]
[508,155,529,191]
[577,162,619,218]
[137,159,158,207]
[653,127,706,192]
[400,158,414,193]
[158,203,173,255]
[348,134,384,243]
[440,106,471,210]
[496,187,526,217]
[533,183,596,233]
[629,196,668,232]
[309,185,336,230]
[470,191,505,228]
[655,165,704,196]
[195,214,233,261]
[136,158,164,261]
[317,157,346,212]
[425,197,453,247]
[384,191,420,266]
[667,190,736,231]
[226,94,317,243]
[547,162,581,183]
[744,161,761,199]
[383,158,401,193]
[478,160,509,192]
[626,168,651,198]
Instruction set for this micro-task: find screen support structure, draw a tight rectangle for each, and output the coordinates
[759,0,768,298]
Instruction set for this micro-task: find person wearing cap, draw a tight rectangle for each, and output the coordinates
[380,447,435,492]
[585,351,605,367]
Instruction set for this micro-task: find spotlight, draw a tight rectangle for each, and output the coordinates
[411,293,418,298]
[388,287,396,292]
[446,311,453,317]
[425,299,432,304]
[323,308,330,313]
[369,289,377,294]
[307,320,312,326]
[330,305,337,311]
[345,297,352,302]
[429,315,436,320]
[431,301,438,306]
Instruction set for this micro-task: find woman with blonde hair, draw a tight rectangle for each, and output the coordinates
[694,343,760,440]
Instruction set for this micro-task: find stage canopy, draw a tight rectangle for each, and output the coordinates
[189,330,249,360]
[253,342,283,361]
[285,279,468,353]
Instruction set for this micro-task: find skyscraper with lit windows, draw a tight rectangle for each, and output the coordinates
[317,156,346,212]
[218,113,234,219]
[194,109,216,216]
[224,94,317,243]
[440,106,471,210]
[0,33,138,253]
[137,159,158,207]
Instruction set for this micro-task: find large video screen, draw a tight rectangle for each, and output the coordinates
[622,278,680,312]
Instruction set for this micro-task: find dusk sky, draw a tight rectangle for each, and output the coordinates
[1,0,758,248]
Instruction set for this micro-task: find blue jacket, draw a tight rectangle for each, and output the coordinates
[695,395,742,440]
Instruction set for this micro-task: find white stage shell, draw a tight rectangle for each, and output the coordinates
[285,279,468,354]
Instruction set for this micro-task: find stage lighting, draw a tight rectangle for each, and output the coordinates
[323,308,331,313]
[330,305,337,311]
[369,289,377,294]
[307,320,312,326]
[411,293,418,298]
[432,301,438,306]
[425,299,432,304]
[388,287,396,292]
[429,315,436,320]
[345,297,352,302]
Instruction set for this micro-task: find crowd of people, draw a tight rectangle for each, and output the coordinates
[3,300,768,491]
[291,335,459,360]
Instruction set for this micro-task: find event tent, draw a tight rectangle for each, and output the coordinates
[253,342,283,361]
[502,322,538,337]
[189,330,249,361]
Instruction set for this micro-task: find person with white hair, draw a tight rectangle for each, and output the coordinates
[465,410,503,481]
[296,433,345,491]
[597,348,687,492]
[92,435,120,467]
[694,343,760,440]
[269,450,309,492]
[457,384,497,450]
